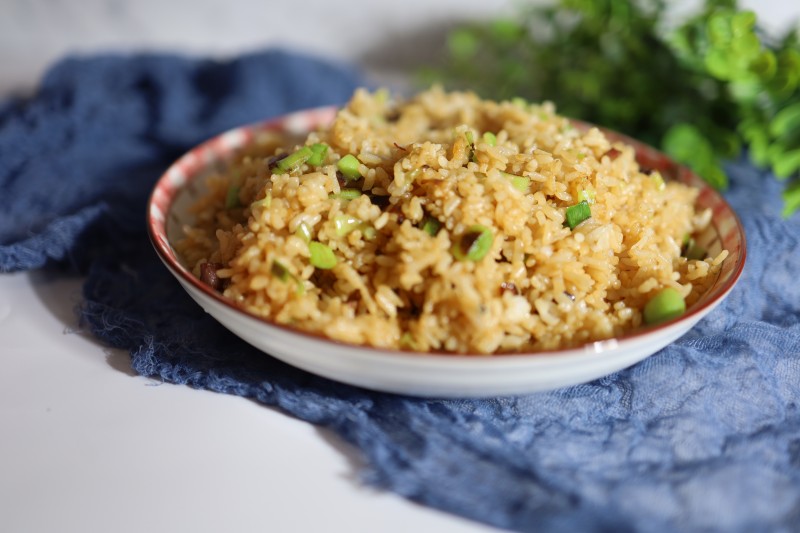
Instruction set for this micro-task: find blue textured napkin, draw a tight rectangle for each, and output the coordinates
[2,50,800,533]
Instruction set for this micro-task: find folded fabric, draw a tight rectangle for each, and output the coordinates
[2,50,799,533]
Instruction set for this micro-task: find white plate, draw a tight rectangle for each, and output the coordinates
[147,107,746,397]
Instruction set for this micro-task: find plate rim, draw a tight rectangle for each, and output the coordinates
[146,106,747,363]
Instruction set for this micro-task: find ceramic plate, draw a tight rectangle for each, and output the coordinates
[147,107,746,397]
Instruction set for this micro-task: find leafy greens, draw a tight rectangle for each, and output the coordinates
[421,0,800,217]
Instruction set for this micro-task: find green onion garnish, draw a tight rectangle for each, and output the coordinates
[329,188,362,201]
[225,185,241,209]
[337,154,362,180]
[271,260,291,281]
[295,222,312,243]
[333,214,377,239]
[482,132,497,146]
[465,131,476,162]
[452,224,494,261]
[643,288,686,325]
[307,143,329,166]
[309,241,337,269]
[651,171,666,191]
[565,200,591,229]
[270,259,305,295]
[253,191,272,209]
[578,189,596,204]
[421,216,442,236]
[682,237,706,260]
[275,146,314,173]
[399,332,419,350]
[334,214,362,236]
[500,171,530,192]
[510,175,530,192]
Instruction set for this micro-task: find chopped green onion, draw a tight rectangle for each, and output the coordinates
[309,241,337,269]
[270,259,305,295]
[362,226,377,240]
[333,214,377,240]
[452,224,494,261]
[465,131,476,162]
[482,132,497,146]
[500,171,530,192]
[329,188,362,201]
[275,146,314,173]
[295,222,312,243]
[253,191,272,209]
[643,287,686,325]
[682,237,706,260]
[511,176,530,192]
[337,154,362,180]
[565,200,591,229]
[578,189,596,204]
[334,214,362,236]
[271,260,291,281]
[421,216,442,236]
[651,171,666,191]
[225,185,241,209]
[307,143,329,166]
[399,332,419,350]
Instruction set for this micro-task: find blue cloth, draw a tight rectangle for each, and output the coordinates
[2,51,800,533]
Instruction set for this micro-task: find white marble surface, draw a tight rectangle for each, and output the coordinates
[0,1,797,532]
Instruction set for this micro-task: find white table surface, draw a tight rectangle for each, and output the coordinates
[1,1,795,531]
[0,272,495,533]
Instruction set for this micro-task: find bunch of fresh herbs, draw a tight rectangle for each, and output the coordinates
[421,0,800,217]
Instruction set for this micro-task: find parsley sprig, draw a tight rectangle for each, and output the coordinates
[422,0,800,217]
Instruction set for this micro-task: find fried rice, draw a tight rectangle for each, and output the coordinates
[176,87,728,354]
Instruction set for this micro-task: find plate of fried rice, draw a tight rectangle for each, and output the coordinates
[147,87,745,397]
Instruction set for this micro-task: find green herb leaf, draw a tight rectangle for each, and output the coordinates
[423,0,800,216]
